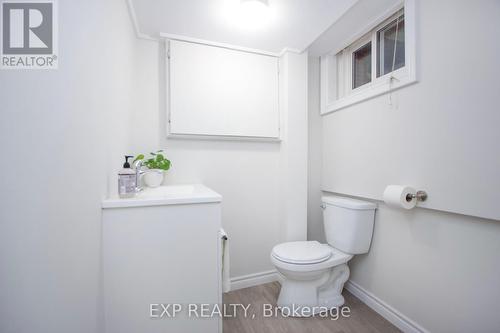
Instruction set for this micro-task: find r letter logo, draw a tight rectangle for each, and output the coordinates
[1,0,58,69]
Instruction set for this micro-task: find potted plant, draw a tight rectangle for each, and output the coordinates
[133,150,171,188]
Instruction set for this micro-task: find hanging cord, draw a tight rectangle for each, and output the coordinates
[391,16,400,75]
[389,16,401,106]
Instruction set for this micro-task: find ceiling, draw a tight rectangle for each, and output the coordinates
[130,0,358,54]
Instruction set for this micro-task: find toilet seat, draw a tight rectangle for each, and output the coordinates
[271,244,352,273]
[272,241,332,264]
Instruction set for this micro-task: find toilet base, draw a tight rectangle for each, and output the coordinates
[276,264,350,317]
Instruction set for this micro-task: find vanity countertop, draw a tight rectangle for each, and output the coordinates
[102,184,222,209]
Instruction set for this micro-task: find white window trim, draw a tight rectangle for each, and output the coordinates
[320,0,417,115]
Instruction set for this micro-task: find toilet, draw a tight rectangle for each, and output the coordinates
[271,195,377,315]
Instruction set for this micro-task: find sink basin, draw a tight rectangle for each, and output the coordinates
[102,184,222,208]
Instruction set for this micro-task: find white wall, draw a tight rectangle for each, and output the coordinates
[350,206,500,333]
[0,3,309,332]
[0,0,156,332]
[308,0,500,332]
[307,56,325,243]
[1,4,309,331]
[319,0,500,221]
[279,52,309,242]
[127,45,308,280]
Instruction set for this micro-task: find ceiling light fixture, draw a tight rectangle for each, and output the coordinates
[238,0,271,29]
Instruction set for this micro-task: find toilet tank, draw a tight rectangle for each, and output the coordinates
[322,196,377,254]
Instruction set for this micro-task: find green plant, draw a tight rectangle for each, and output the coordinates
[133,150,171,171]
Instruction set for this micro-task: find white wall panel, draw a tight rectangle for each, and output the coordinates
[168,40,280,139]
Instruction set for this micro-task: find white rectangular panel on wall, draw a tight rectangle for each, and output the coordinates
[168,40,280,139]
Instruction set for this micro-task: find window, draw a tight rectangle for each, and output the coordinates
[352,42,372,89]
[320,1,417,114]
[338,9,405,94]
[377,12,405,77]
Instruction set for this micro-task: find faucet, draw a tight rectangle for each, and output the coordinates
[133,159,146,192]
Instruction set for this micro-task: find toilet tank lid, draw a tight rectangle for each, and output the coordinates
[322,195,377,210]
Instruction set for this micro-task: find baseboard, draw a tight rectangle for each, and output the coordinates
[230,272,428,333]
[345,280,429,333]
[230,270,281,291]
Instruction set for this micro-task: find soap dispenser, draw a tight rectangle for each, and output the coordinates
[118,155,136,198]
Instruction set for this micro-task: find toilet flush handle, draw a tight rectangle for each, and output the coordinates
[320,204,326,210]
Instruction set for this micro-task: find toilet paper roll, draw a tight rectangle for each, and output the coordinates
[383,185,417,209]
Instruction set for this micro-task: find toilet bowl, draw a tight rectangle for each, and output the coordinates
[271,241,353,314]
[270,196,377,316]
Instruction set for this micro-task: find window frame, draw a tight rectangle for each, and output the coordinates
[320,0,417,115]
[349,37,372,91]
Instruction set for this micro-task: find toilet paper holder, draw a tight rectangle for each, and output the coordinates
[406,191,428,203]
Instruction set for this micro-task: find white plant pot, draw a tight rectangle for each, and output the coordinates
[143,170,164,188]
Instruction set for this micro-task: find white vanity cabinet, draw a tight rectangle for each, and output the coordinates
[101,185,222,333]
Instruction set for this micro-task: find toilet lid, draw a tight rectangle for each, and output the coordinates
[272,241,332,264]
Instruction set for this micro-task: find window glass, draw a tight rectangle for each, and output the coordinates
[352,42,372,89]
[377,14,405,77]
